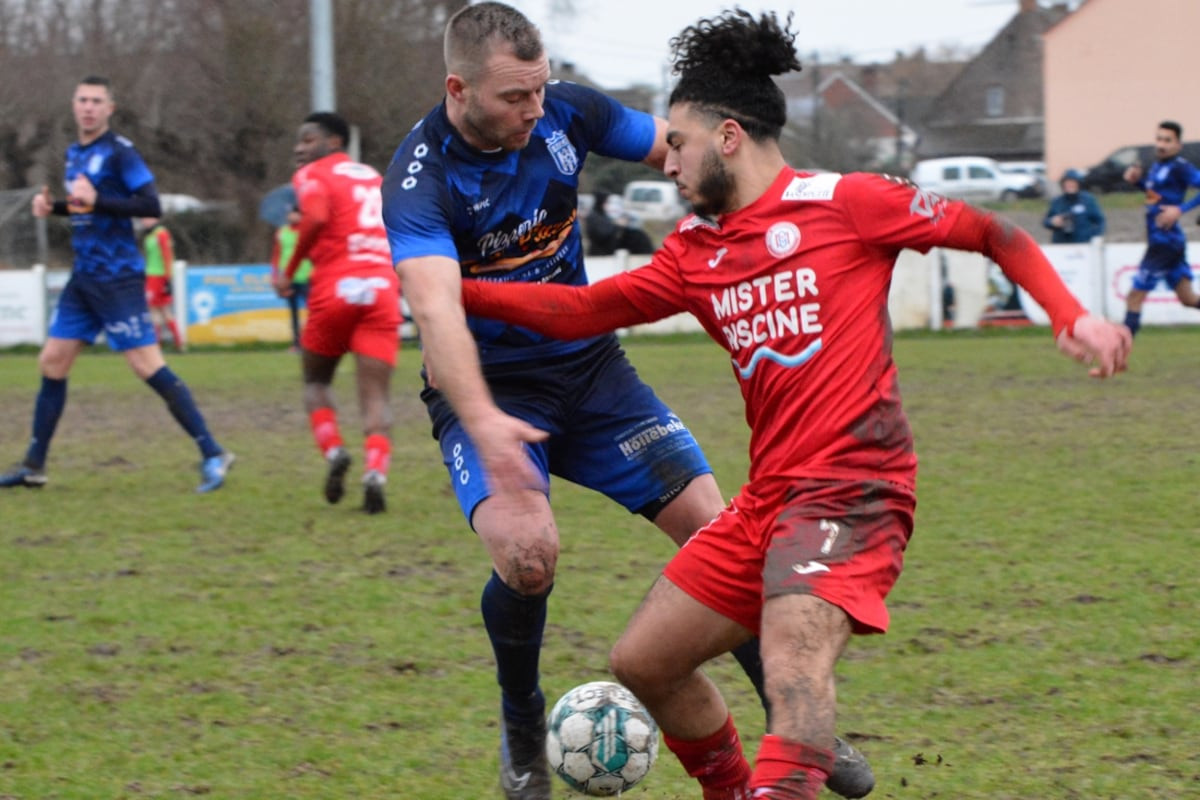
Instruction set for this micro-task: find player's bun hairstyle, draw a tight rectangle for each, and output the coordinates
[668,9,801,142]
[305,111,350,147]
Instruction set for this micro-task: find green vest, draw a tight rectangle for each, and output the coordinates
[143,225,172,278]
[277,224,313,284]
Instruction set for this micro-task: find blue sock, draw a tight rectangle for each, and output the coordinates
[481,570,550,725]
[145,366,222,458]
[24,376,67,468]
[1124,310,1141,337]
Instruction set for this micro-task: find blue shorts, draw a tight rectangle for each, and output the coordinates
[49,271,158,351]
[1131,244,1193,292]
[423,336,713,525]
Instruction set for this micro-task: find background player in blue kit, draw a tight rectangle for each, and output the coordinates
[0,76,233,493]
[1121,120,1200,336]
[381,4,871,799]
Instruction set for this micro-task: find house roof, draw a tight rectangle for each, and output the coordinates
[817,71,916,139]
[914,2,1070,159]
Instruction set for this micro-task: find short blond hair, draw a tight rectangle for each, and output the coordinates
[444,2,543,82]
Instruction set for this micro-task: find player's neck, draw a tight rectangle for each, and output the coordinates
[726,149,788,214]
[78,125,108,146]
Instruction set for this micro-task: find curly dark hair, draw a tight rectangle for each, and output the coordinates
[668,9,801,141]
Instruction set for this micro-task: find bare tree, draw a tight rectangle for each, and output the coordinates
[0,0,463,262]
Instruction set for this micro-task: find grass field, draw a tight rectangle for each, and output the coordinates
[1,329,1197,799]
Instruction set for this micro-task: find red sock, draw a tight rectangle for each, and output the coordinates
[750,734,834,800]
[364,434,390,475]
[309,408,343,457]
[662,714,752,800]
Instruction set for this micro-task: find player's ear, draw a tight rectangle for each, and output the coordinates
[446,74,467,102]
[719,119,742,156]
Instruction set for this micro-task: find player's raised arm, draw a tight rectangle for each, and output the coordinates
[940,204,1131,378]
[642,117,670,171]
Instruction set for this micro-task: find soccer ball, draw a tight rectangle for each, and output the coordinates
[545,680,659,796]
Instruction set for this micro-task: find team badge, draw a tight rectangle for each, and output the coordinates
[545,130,579,175]
[88,153,104,174]
[765,221,801,258]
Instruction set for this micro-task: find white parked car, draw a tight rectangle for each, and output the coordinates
[997,161,1047,198]
[910,156,1040,203]
[621,180,688,221]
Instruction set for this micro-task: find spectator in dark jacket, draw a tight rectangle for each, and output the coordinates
[587,192,656,255]
[585,192,622,256]
[1043,169,1106,243]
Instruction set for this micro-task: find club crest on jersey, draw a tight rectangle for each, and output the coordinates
[765,221,801,258]
[545,130,579,175]
[88,153,104,174]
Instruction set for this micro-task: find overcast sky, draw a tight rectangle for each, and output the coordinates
[499,0,1028,89]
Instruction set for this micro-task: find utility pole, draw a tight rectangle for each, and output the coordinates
[810,51,821,160]
[310,0,336,112]
[309,0,358,161]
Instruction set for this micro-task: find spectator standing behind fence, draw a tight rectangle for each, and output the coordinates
[138,216,184,352]
[587,192,656,256]
[270,206,313,350]
[0,75,233,493]
[1043,169,1106,244]
[585,191,623,256]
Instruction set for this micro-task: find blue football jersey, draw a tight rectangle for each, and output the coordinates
[382,81,656,364]
[1141,155,1200,248]
[64,130,155,278]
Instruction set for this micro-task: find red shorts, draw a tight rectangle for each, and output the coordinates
[300,269,402,366]
[145,276,171,308]
[664,476,914,636]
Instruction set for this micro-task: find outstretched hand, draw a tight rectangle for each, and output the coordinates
[68,173,96,212]
[271,271,294,298]
[1055,313,1132,378]
[471,412,550,496]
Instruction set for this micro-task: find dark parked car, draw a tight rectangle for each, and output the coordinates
[1082,141,1200,193]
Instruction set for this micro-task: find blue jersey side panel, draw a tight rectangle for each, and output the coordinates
[1142,156,1200,248]
[64,131,155,278]
[382,81,656,364]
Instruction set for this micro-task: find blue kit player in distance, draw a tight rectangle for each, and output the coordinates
[0,76,233,493]
[1121,120,1200,336]
[381,4,872,799]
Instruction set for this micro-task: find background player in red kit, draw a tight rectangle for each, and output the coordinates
[460,10,1131,799]
[273,111,400,514]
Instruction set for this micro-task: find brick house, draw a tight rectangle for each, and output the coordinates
[915,0,1070,162]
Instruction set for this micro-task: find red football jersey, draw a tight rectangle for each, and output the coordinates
[291,152,392,286]
[612,169,975,489]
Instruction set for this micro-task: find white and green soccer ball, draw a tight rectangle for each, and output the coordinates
[545,680,659,796]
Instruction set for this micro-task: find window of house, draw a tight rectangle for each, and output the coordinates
[986,86,1004,117]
